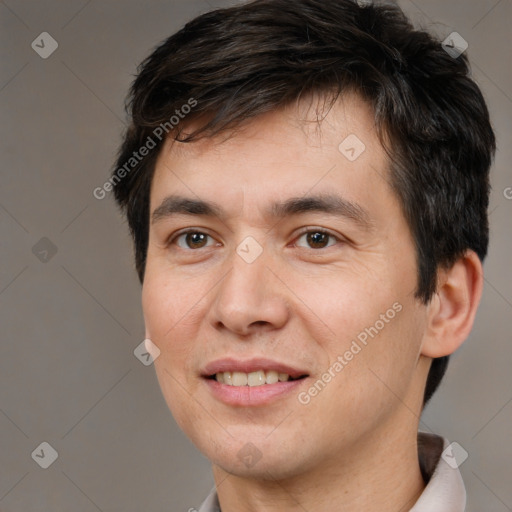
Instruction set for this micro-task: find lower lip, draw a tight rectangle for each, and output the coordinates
[204,377,306,406]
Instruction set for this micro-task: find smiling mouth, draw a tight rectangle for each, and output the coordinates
[208,370,308,386]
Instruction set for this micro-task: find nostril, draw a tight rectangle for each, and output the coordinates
[248,320,271,330]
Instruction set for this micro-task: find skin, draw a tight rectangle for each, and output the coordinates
[142,93,483,511]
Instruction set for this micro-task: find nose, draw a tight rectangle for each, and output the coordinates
[208,246,290,337]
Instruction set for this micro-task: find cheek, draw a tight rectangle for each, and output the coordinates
[143,270,190,334]
[294,269,422,400]
[313,299,424,429]
[141,275,200,370]
[291,267,397,346]
[142,276,204,429]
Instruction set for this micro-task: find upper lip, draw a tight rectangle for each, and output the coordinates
[202,357,309,380]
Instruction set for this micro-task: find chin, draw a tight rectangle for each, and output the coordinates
[194,430,310,481]
[213,452,304,481]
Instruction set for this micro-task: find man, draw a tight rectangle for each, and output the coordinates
[111,0,495,510]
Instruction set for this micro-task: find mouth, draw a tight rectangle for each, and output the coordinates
[201,357,309,406]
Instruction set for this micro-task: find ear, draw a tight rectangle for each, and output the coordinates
[421,250,484,358]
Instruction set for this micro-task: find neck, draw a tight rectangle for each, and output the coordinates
[213,423,425,512]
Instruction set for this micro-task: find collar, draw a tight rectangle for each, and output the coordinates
[198,433,466,512]
[410,433,466,511]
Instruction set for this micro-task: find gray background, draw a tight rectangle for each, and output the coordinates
[0,0,510,510]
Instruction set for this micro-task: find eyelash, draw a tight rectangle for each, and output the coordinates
[169,227,343,250]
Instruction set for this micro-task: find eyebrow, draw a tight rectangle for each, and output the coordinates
[268,195,372,229]
[151,193,373,230]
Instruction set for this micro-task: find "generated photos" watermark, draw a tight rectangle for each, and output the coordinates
[93,97,197,200]
[298,301,403,404]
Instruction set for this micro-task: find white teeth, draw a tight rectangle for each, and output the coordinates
[266,370,279,384]
[232,371,248,386]
[215,370,293,386]
[248,370,265,387]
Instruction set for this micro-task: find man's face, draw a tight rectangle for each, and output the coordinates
[142,94,431,478]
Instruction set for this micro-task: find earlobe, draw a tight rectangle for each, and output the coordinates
[421,250,484,358]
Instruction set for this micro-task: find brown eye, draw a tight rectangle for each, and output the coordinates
[296,230,338,249]
[175,231,214,249]
[307,232,329,248]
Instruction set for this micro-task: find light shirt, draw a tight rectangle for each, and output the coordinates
[197,433,466,512]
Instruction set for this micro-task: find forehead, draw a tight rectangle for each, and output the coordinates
[149,93,391,219]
